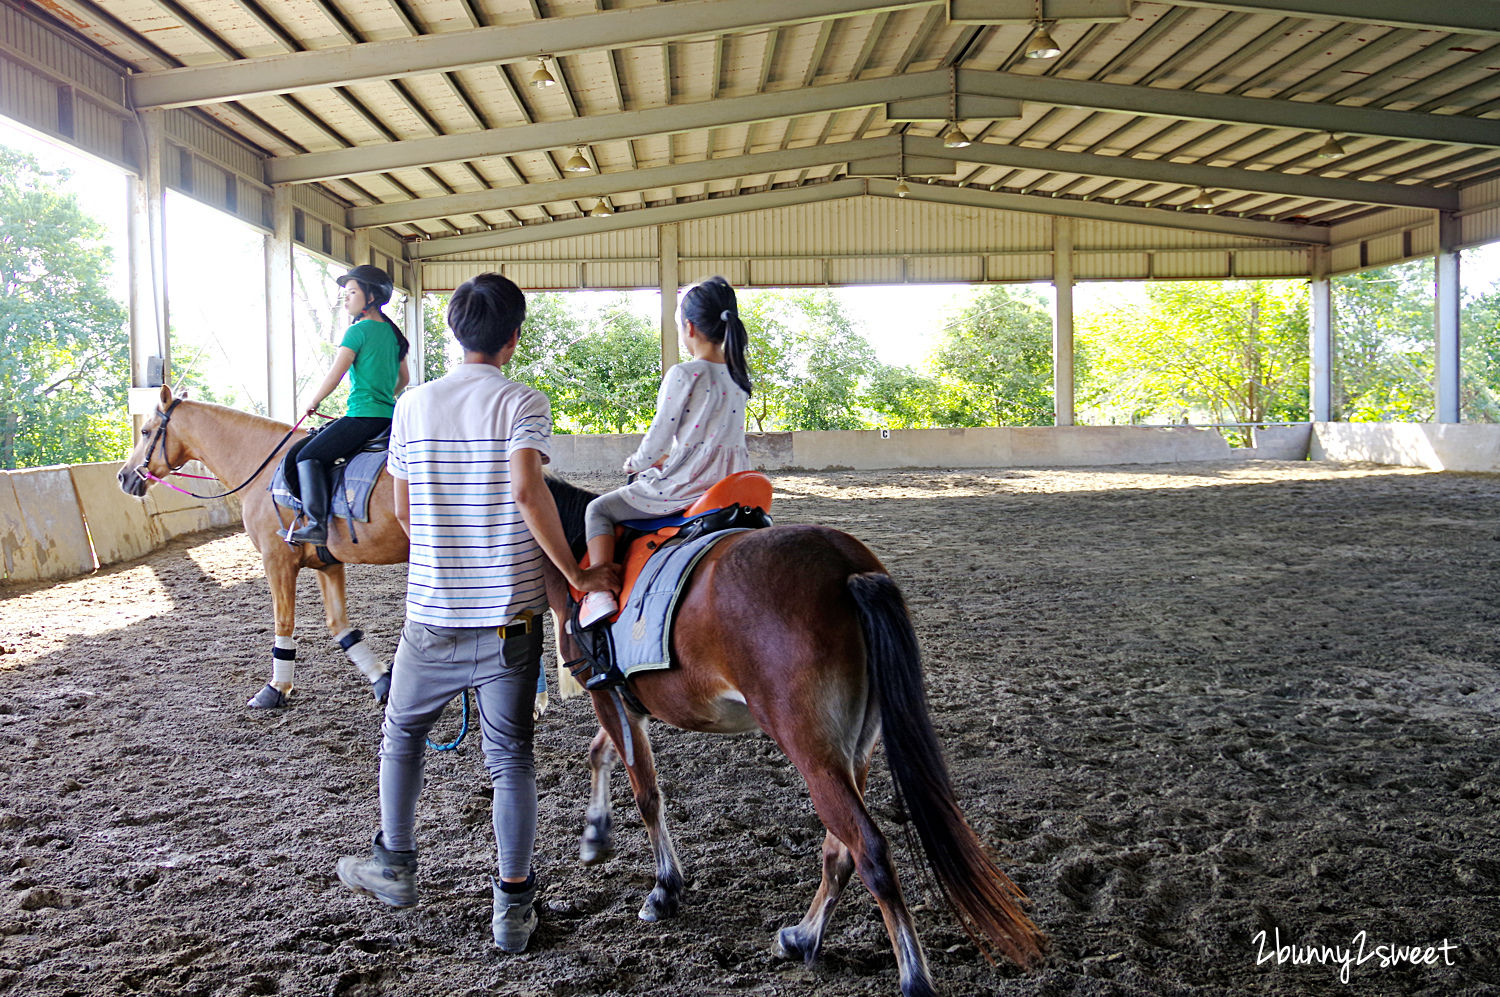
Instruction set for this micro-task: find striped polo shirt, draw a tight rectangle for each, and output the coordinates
[387,364,551,627]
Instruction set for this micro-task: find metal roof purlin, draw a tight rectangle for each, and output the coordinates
[1167,1,1500,37]
[126,0,936,110]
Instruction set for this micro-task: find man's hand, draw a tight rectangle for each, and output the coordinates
[572,562,621,594]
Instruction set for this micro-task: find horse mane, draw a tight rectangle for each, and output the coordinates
[544,472,598,559]
[178,397,300,435]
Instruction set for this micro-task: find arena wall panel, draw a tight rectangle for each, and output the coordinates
[4,467,95,581]
[1311,423,1500,472]
[68,462,158,566]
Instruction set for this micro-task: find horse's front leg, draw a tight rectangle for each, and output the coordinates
[248,550,298,709]
[580,726,617,865]
[312,563,390,705]
[590,692,684,922]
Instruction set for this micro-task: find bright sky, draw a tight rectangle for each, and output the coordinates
[6,113,1500,379]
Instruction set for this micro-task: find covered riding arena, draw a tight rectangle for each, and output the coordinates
[4,1,1500,994]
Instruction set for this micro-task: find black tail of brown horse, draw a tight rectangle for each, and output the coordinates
[848,572,1047,971]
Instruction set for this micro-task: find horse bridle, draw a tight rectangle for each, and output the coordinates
[133,398,310,500]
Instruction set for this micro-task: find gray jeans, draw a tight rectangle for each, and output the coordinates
[379,616,542,881]
[584,488,659,541]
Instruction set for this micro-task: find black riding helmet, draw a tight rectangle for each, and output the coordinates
[336,264,394,305]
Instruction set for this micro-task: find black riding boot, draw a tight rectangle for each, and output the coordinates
[286,462,330,544]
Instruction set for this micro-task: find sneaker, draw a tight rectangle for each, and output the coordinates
[336,831,417,908]
[577,591,618,628]
[491,877,538,953]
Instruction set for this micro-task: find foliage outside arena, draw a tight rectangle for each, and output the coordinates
[7,139,1500,468]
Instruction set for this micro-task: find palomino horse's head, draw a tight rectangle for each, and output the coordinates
[118,384,193,498]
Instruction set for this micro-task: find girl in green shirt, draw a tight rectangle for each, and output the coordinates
[284,264,410,545]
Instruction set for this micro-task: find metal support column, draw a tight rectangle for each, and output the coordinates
[351,229,371,269]
[405,263,425,386]
[1309,249,1333,423]
[659,223,681,372]
[126,110,168,397]
[265,185,296,422]
[1435,212,1461,423]
[1052,216,1075,426]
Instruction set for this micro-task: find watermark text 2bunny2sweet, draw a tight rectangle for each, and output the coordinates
[1252,928,1458,985]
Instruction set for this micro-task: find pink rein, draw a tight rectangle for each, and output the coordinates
[137,410,326,498]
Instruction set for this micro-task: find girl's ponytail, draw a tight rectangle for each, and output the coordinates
[721,311,752,396]
[682,275,752,396]
[377,308,410,361]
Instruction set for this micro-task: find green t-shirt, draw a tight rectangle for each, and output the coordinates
[340,317,402,418]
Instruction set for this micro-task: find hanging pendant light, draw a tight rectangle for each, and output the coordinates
[1191,187,1216,209]
[1024,24,1061,59]
[529,56,557,89]
[942,122,972,148]
[894,177,910,197]
[1024,1,1061,60]
[590,197,613,217]
[564,147,591,173]
[1316,133,1347,159]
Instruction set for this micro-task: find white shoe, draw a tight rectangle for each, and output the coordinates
[578,591,618,628]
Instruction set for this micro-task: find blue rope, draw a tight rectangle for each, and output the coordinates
[426,689,471,751]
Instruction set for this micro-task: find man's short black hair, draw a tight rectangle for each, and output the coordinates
[448,272,526,355]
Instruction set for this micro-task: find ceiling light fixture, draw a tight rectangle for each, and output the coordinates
[590,197,613,217]
[1191,187,1216,209]
[529,56,557,89]
[942,70,971,148]
[1316,133,1347,159]
[895,178,910,197]
[1024,1,1061,60]
[564,146,591,173]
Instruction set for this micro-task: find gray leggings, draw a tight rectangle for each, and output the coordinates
[584,489,662,541]
[379,618,541,880]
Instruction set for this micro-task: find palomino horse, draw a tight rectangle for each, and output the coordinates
[545,476,1046,997]
[117,385,407,707]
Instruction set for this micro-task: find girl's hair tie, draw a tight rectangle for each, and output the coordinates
[720,309,734,322]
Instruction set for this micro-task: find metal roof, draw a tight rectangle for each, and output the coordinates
[8,0,1500,277]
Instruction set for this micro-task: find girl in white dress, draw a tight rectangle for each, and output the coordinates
[578,276,753,626]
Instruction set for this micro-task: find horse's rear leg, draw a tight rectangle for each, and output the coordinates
[312,564,390,704]
[772,830,855,965]
[580,726,617,865]
[795,769,938,997]
[592,694,684,922]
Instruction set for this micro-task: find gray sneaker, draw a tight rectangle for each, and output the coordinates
[491,877,538,953]
[336,832,417,908]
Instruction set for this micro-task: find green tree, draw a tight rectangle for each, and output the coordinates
[864,364,945,428]
[1333,263,1434,422]
[1080,280,1308,426]
[931,285,1056,426]
[423,291,451,382]
[1461,283,1500,422]
[738,289,879,431]
[0,146,130,469]
[554,300,662,433]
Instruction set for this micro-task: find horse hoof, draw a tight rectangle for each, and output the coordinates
[246,683,290,709]
[638,888,678,923]
[579,837,614,866]
[772,927,813,963]
[370,672,391,705]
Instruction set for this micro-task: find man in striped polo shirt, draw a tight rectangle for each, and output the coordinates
[336,272,618,953]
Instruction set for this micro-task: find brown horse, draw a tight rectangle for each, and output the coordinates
[118,384,408,708]
[546,476,1046,997]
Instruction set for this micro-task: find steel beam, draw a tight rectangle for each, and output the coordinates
[947,0,1133,23]
[128,0,933,110]
[1169,1,1500,37]
[955,69,1500,149]
[348,137,901,228]
[903,136,1461,210]
[269,72,950,184]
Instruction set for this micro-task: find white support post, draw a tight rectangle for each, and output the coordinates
[659,223,681,373]
[1435,212,1461,423]
[127,110,168,393]
[265,185,296,422]
[1052,216,1075,426]
[1309,249,1333,423]
[351,229,371,269]
[405,263,425,386]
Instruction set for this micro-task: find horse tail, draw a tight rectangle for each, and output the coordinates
[847,571,1047,970]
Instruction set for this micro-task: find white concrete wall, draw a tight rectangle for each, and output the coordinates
[1,460,242,584]
[1311,423,1500,471]
[549,424,1301,476]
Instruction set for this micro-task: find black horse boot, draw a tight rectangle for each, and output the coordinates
[286,461,330,544]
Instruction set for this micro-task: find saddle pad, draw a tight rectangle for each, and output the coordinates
[609,529,749,679]
[269,449,386,523]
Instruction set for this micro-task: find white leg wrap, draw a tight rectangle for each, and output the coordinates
[272,635,297,687]
[337,628,385,681]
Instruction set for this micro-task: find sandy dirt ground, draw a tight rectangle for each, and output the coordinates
[2,460,1498,997]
